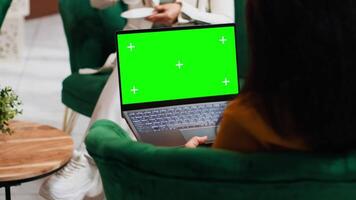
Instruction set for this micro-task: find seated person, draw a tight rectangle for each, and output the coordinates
[91,0,234,28]
[188,0,356,154]
[40,1,234,200]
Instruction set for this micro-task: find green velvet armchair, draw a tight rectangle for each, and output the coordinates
[0,0,11,27]
[59,0,127,133]
[86,120,356,200]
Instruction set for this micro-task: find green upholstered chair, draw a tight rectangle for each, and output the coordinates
[0,0,11,28]
[59,0,127,133]
[86,120,356,200]
[235,0,249,79]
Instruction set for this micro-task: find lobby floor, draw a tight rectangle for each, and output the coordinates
[0,14,90,200]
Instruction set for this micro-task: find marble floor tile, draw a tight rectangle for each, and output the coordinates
[0,60,26,91]
[23,16,41,58]
[31,15,68,48]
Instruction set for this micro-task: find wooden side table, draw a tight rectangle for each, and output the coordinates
[0,121,73,200]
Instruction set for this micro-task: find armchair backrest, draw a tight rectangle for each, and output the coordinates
[235,0,249,78]
[0,0,11,28]
[86,120,356,200]
[59,0,127,73]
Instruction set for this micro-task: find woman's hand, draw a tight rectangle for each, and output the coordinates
[146,3,182,26]
[185,136,208,148]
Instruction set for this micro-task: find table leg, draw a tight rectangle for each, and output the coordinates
[5,186,11,200]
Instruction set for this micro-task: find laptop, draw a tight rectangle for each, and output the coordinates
[116,24,240,146]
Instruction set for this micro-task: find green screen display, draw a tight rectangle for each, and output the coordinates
[118,26,239,105]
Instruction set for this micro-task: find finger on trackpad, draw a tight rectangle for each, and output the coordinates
[181,127,216,142]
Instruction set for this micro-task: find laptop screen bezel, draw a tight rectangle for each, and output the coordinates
[116,23,240,113]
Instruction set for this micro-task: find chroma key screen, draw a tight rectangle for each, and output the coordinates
[117,25,239,105]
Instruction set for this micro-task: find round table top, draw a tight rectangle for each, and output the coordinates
[0,121,73,183]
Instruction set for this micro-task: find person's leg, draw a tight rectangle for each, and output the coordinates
[79,65,135,154]
[40,65,135,200]
[87,65,134,140]
[79,65,135,160]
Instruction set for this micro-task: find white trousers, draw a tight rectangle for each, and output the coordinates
[88,66,135,139]
[79,65,136,155]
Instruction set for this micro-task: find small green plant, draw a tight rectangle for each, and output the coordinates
[0,86,22,134]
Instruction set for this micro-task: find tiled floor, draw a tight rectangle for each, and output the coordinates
[0,14,90,200]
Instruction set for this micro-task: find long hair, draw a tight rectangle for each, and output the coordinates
[243,0,356,152]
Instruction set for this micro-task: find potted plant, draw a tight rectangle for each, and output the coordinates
[0,86,22,134]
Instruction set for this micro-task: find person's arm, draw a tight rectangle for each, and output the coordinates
[146,3,182,26]
[147,0,234,26]
[178,0,234,24]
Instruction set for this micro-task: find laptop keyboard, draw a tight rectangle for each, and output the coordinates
[127,102,227,133]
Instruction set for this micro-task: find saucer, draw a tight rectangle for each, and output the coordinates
[121,8,155,19]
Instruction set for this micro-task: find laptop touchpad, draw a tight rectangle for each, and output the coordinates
[140,130,186,147]
[181,127,216,143]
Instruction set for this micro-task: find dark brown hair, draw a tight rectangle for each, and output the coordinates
[243,0,356,152]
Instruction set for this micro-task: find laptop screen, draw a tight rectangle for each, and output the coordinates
[117,24,239,107]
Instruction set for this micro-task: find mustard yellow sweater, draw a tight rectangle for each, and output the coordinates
[213,96,308,153]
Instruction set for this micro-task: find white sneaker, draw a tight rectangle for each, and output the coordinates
[39,150,103,200]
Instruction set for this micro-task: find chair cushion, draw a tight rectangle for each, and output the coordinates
[86,119,356,200]
[62,73,110,117]
[0,0,12,28]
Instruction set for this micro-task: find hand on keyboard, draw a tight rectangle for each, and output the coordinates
[185,136,208,148]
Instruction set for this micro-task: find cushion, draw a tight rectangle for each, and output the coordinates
[62,73,110,117]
